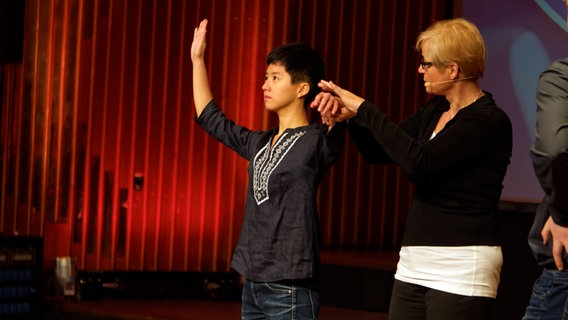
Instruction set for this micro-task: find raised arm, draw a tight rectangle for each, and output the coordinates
[191,19,213,117]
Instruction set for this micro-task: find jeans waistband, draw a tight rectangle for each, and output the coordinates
[272,278,318,287]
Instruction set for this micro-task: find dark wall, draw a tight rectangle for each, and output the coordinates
[494,202,541,320]
[0,0,25,63]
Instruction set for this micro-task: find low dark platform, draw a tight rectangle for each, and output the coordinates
[40,203,542,320]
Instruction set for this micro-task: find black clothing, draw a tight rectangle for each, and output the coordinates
[195,100,345,281]
[389,279,495,320]
[347,93,512,246]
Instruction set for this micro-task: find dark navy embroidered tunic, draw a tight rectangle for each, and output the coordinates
[195,100,345,282]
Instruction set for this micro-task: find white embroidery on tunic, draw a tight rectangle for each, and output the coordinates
[253,130,306,205]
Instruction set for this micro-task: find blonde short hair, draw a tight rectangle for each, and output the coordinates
[415,18,486,79]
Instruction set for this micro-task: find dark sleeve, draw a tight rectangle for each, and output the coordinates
[351,99,510,175]
[321,122,346,167]
[346,120,392,164]
[194,99,255,160]
[346,104,421,165]
[530,59,568,226]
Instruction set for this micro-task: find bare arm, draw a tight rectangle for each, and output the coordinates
[191,19,213,117]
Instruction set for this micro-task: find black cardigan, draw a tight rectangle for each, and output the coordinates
[348,93,512,246]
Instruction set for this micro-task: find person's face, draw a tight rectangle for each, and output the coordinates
[262,63,303,111]
[418,42,450,94]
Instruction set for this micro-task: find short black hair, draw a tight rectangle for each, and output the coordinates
[266,43,325,107]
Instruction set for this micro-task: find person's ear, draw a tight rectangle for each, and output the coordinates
[297,82,310,98]
[448,63,459,80]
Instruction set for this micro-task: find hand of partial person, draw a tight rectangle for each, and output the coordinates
[542,215,568,270]
[191,19,208,62]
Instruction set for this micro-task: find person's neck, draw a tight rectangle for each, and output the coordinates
[448,86,483,114]
[276,106,309,133]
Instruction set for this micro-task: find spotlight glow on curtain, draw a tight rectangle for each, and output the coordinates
[0,0,448,272]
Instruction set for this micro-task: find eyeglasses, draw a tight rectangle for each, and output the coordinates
[419,60,433,71]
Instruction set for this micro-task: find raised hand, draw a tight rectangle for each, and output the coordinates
[191,19,213,116]
[191,19,208,63]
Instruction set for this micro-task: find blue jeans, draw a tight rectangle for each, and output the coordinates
[241,279,320,320]
[523,268,568,320]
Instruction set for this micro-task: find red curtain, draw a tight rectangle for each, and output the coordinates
[0,0,449,272]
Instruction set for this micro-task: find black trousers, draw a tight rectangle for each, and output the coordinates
[388,279,495,320]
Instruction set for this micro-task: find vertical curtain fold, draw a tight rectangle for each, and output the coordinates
[0,0,448,272]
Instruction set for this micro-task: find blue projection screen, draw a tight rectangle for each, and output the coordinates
[462,0,568,203]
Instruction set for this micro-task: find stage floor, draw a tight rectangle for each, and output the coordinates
[40,249,398,319]
[48,298,388,320]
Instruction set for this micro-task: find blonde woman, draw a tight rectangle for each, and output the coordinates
[312,18,512,320]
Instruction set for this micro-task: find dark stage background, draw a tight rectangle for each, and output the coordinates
[464,0,568,202]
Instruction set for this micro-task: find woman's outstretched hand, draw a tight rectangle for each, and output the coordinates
[310,80,365,125]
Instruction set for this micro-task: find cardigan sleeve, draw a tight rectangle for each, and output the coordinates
[350,97,512,175]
